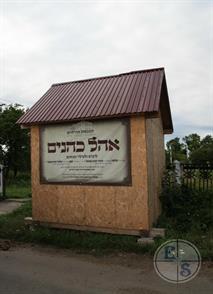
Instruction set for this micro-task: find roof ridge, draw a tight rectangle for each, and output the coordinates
[52,67,165,87]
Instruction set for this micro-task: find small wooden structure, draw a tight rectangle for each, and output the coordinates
[18,68,173,235]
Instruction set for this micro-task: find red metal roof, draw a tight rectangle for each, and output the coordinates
[17,67,173,133]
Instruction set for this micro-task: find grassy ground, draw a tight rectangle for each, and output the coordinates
[5,184,31,199]
[0,201,158,255]
[5,173,31,199]
[0,201,212,259]
[1,179,213,258]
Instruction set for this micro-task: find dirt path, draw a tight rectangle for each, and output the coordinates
[0,200,22,215]
[0,244,212,294]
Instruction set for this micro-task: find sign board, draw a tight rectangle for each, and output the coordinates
[0,165,3,194]
[40,119,131,185]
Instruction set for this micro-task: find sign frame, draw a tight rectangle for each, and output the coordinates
[39,118,132,186]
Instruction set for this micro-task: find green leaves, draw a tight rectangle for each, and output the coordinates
[0,104,30,176]
[166,134,213,165]
[159,185,213,233]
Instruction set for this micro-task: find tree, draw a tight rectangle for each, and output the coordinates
[0,104,30,177]
[183,133,201,153]
[201,135,213,147]
[190,135,213,164]
[166,137,187,164]
[190,145,213,164]
[165,133,213,165]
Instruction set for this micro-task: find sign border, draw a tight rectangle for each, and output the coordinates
[39,118,132,186]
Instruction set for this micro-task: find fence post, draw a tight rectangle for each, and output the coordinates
[173,160,182,185]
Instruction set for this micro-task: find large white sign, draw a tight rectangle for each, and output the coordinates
[40,119,131,185]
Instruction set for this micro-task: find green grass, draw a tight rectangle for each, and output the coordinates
[0,192,212,259]
[0,201,159,255]
[5,172,31,198]
[164,227,213,260]
[5,184,31,198]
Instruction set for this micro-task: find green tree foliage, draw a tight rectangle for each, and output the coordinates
[0,104,30,177]
[0,145,4,163]
[183,133,201,152]
[201,135,213,146]
[166,134,213,164]
[166,137,187,164]
[190,135,213,164]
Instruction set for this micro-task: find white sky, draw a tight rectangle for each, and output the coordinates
[0,0,212,140]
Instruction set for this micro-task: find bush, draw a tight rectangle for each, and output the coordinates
[158,185,213,233]
[6,172,31,186]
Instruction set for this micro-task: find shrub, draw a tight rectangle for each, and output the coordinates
[158,185,213,233]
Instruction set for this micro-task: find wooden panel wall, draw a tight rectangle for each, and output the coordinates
[145,115,165,226]
[31,116,150,232]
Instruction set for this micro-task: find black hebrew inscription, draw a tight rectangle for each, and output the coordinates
[47,138,120,153]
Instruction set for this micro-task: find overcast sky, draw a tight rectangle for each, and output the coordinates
[0,0,212,140]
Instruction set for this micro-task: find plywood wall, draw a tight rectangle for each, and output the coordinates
[145,115,165,226]
[31,116,151,232]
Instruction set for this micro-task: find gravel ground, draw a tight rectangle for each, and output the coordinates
[0,243,212,294]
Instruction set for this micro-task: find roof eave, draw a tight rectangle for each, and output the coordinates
[159,74,173,134]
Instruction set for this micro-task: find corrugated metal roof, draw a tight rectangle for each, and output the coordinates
[17,67,173,133]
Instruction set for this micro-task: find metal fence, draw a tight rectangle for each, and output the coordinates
[164,161,213,191]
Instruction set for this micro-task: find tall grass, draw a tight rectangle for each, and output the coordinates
[5,172,31,198]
